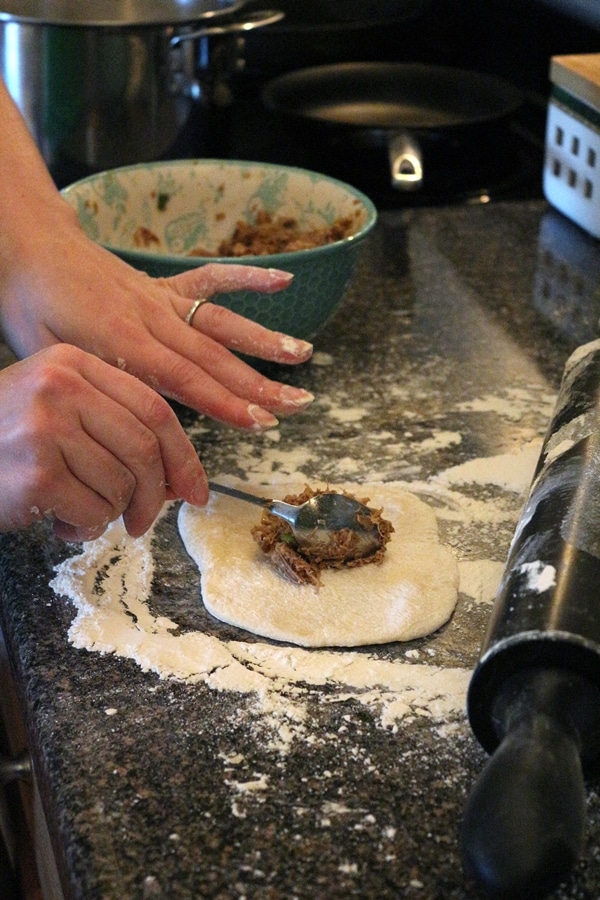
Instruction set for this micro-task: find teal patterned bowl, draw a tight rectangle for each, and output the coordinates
[61,159,377,341]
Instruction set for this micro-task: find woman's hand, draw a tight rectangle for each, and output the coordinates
[0,211,314,430]
[0,344,208,542]
[0,78,314,431]
[0,78,316,542]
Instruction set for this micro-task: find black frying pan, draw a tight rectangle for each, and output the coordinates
[263,62,524,194]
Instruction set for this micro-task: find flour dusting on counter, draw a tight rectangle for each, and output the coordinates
[458,560,505,605]
[433,439,541,494]
[456,388,555,423]
[326,403,369,424]
[419,431,462,452]
[48,378,549,750]
[50,510,470,747]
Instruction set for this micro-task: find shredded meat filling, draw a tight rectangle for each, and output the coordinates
[189,210,358,257]
[251,485,394,587]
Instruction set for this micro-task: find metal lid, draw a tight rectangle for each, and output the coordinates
[0,0,243,27]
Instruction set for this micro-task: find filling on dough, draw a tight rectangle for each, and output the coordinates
[251,485,394,587]
[178,480,460,648]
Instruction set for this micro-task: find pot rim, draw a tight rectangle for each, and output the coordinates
[0,0,244,27]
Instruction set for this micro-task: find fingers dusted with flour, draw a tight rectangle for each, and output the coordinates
[164,264,315,425]
[0,345,207,542]
[1,215,315,429]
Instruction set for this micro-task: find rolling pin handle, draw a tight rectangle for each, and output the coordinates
[461,667,598,898]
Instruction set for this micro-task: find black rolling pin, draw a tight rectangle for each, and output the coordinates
[462,339,600,899]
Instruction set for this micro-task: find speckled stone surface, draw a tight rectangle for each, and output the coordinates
[3,200,600,899]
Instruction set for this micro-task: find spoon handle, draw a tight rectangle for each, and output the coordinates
[207,481,268,509]
[208,481,301,531]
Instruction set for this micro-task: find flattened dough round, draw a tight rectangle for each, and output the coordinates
[178,481,459,648]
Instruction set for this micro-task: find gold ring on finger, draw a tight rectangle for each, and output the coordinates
[184,297,210,326]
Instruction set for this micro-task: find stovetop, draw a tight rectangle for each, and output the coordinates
[156,75,547,212]
[51,85,546,210]
[48,0,599,207]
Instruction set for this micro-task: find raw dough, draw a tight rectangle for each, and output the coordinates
[178,481,459,648]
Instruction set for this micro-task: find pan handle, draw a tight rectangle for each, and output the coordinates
[388,131,423,191]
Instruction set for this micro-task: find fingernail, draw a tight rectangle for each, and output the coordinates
[189,472,209,506]
[268,268,294,283]
[280,336,313,359]
[248,404,279,429]
[74,521,110,542]
[278,385,315,408]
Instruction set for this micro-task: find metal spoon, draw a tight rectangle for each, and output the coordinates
[208,481,383,558]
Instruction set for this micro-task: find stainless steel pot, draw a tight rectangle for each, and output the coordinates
[0,0,281,173]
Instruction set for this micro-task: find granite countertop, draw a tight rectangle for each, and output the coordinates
[2,199,600,900]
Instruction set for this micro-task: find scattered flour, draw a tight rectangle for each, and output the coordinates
[456,388,555,423]
[50,515,470,750]
[518,561,557,593]
[325,403,370,424]
[49,384,547,751]
[419,431,462,452]
[458,559,505,605]
[224,442,317,480]
[310,351,335,366]
[329,457,362,477]
[433,439,541,494]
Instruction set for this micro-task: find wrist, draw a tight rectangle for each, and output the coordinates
[0,190,80,263]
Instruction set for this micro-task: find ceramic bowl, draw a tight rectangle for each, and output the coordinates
[61,159,377,341]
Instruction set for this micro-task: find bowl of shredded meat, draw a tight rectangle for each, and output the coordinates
[61,159,377,341]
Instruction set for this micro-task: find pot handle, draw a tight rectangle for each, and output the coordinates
[170,10,284,45]
[388,131,423,191]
